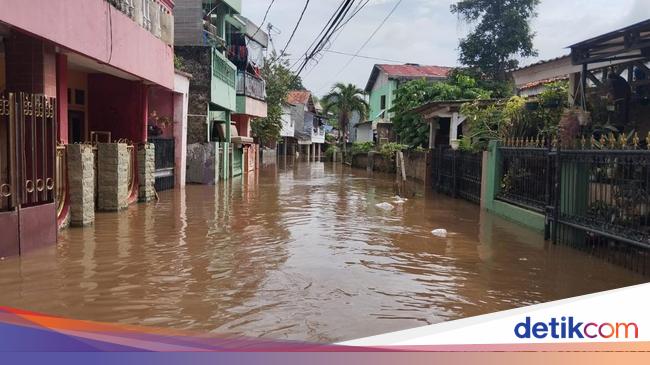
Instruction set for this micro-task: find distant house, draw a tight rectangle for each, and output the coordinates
[510,56,571,97]
[286,90,325,160]
[360,64,452,144]
[279,102,296,156]
[364,64,452,123]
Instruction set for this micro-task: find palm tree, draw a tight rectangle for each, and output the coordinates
[322,83,368,146]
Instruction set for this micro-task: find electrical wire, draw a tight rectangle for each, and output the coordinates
[321,0,403,92]
[279,0,311,58]
[323,49,407,64]
[293,0,355,77]
[251,0,276,40]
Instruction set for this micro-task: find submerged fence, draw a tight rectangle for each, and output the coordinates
[495,141,650,275]
[432,147,482,204]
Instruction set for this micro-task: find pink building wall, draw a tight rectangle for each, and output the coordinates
[0,0,174,90]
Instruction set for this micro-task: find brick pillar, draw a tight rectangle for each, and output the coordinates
[138,143,156,202]
[66,144,94,226]
[97,143,129,211]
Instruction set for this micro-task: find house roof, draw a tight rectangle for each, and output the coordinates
[286,90,311,105]
[364,64,453,92]
[511,55,570,72]
[569,18,650,65]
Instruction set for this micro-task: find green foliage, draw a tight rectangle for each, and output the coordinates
[461,81,569,150]
[322,83,368,143]
[449,68,514,99]
[351,141,374,155]
[325,145,340,159]
[391,74,491,148]
[252,52,297,145]
[451,0,540,80]
[379,142,408,158]
[173,55,184,70]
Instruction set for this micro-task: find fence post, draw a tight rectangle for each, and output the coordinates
[544,144,553,240]
[451,150,458,198]
[483,140,501,212]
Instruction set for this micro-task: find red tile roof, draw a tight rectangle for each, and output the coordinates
[377,64,452,78]
[365,64,453,92]
[286,90,311,105]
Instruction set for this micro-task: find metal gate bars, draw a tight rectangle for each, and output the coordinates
[0,92,57,255]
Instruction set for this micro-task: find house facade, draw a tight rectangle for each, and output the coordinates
[175,0,265,182]
[287,90,325,161]
[364,64,452,124]
[0,0,180,255]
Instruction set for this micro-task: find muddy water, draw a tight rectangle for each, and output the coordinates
[0,161,645,342]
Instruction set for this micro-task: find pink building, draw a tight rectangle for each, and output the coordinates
[0,0,187,256]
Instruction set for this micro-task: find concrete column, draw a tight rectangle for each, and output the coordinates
[317,144,321,161]
[306,144,311,162]
[137,143,156,202]
[97,143,129,211]
[428,120,438,149]
[66,144,94,226]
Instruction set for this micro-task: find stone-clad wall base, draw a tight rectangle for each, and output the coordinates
[186,142,219,185]
[67,144,95,226]
[97,143,129,212]
[138,143,156,202]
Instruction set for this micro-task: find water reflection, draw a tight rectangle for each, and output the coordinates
[0,161,645,342]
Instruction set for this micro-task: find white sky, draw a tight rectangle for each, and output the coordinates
[241,0,650,96]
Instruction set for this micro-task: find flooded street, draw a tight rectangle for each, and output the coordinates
[0,161,646,342]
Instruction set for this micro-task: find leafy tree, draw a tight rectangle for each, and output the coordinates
[322,83,368,145]
[451,0,540,81]
[252,52,297,145]
[390,74,491,147]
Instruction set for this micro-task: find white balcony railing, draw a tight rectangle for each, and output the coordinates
[107,0,173,46]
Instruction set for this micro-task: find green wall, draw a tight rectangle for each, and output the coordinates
[211,49,237,112]
[482,141,546,233]
[368,78,397,122]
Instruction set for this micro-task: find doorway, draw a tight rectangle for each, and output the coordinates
[68,110,85,143]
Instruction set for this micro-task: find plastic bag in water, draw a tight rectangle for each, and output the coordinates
[375,202,395,211]
[431,229,448,238]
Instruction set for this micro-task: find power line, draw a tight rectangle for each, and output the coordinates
[290,0,347,70]
[279,0,311,58]
[293,0,355,77]
[325,0,403,87]
[323,49,407,64]
[251,0,276,40]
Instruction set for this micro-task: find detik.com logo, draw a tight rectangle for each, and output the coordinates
[514,317,638,339]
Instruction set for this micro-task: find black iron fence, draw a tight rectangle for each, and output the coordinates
[149,138,175,192]
[432,148,482,204]
[496,147,554,213]
[496,142,650,275]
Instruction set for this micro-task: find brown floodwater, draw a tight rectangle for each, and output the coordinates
[0,160,646,342]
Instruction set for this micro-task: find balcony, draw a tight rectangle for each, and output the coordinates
[203,20,226,49]
[311,126,325,144]
[107,0,173,45]
[236,71,266,101]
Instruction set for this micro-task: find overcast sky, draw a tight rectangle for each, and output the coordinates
[241,0,650,96]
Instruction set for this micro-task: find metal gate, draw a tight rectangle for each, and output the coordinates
[0,92,57,256]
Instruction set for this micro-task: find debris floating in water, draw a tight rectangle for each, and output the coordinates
[375,202,395,211]
[431,229,448,238]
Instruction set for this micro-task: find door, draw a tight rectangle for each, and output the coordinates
[68,110,85,143]
[0,92,57,255]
